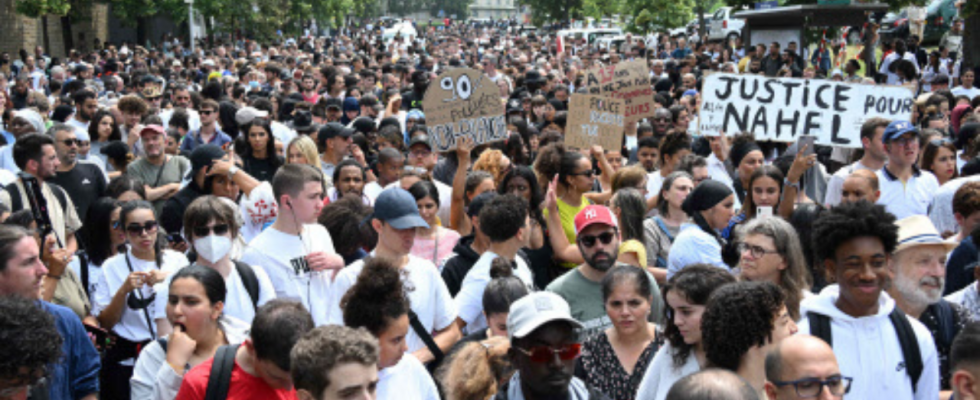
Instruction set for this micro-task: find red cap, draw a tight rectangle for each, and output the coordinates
[139,124,165,137]
[574,205,618,235]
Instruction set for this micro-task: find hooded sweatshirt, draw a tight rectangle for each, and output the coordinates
[797,286,939,400]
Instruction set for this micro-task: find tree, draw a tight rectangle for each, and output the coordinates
[627,0,692,33]
[518,0,584,24]
[580,0,621,21]
[963,0,979,71]
[15,0,72,56]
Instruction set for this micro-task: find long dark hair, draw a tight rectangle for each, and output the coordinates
[84,197,119,266]
[88,110,122,143]
[499,166,544,225]
[662,264,736,367]
[743,165,785,219]
[242,119,282,169]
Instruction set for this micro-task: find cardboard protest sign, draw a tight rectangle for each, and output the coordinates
[699,74,914,148]
[423,68,507,152]
[583,60,656,122]
[566,94,625,151]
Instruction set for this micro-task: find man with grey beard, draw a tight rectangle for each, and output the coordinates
[889,215,972,392]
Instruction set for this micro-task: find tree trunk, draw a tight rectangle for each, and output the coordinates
[61,16,73,53]
[42,16,51,55]
[964,13,980,72]
[697,2,705,40]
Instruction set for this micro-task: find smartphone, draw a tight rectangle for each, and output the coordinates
[797,135,815,157]
[84,324,110,350]
[757,206,774,218]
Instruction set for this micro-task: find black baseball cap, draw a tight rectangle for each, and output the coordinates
[325,97,342,110]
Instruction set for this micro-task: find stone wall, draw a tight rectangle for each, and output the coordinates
[0,0,109,58]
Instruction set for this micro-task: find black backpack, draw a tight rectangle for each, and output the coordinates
[807,308,923,393]
[233,261,260,310]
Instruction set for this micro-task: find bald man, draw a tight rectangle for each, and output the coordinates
[840,169,880,205]
[764,335,850,400]
[666,369,760,400]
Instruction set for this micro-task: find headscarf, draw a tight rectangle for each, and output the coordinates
[682,180,734,245]
[12,109,45,135]
[951,104,973,137]
[729,139,762,169]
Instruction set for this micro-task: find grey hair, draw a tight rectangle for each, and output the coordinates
[46,123,74,138]
[737,216,812,319]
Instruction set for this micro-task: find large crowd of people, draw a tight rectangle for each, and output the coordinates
[1,13,980,400]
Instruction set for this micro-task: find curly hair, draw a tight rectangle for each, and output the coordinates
[478,194,529,243]
[341,257,412,336]
[662,264,737,368]
[291,325,379,399]
[0,297,63,386]
[533,142,584,187]
[659,132,692,166]
[473,149,509,185]
[702,281,785,371]
[438,336,513,400]
[811,200,898,271]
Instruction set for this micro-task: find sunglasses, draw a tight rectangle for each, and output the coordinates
[126,221,159,236]
[193,224,230,237]
[61,138,80,147]
[514,343,582,364]
[578,231,616,248]
[200,109,216,116]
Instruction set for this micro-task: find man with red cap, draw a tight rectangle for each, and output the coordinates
[545,205,663,338]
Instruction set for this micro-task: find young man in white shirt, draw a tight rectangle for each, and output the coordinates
[327,188,460,365]
[825,117,890,207]
[455,194,535,335]
[876,120,940,219]
[240,164,344,325]
[801,201,940,400]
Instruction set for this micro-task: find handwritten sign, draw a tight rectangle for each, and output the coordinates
[584,60,656,122]
[566,94,625,151]
[422,68,507,151]
[699,74,914,148]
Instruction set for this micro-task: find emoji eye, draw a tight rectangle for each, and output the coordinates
[440,77,454,91]
[456,75,473,100]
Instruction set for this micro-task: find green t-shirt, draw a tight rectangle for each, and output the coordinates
[126,155,191,215]
[546,264,665,339]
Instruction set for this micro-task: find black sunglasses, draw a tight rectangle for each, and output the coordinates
[578,231,616,248]
[125,221,159,236]
[193,224,230,237]
[61,138,80,147]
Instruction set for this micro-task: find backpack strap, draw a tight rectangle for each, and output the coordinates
[807,312,833,348]
[933,300,956,348]
[157,337,168,353]
[233,261,260,310]
[204,344,240,400]
[889,307,923,394]
[408,310,444,367]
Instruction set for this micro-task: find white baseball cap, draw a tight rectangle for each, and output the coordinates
[507,292,582,340]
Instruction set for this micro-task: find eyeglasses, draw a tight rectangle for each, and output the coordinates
[888,136,917,147]
[193,224,230,237]
[125,221,159,236]
[411,149,432,158]
[578,231,616,248]
[737,242,780,259]
[514,343,582,364]
[61,138,80,147]
[200,109,216,116]
[772,376,853,398]
[569,170,595,178]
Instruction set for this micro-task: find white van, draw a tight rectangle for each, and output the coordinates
[557,28,624,46]
[707,7,745,42]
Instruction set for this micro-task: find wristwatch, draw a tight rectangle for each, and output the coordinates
[228,165,240,177]
[784,178,800,191]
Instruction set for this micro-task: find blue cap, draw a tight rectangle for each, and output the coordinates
[372,188,430,230]
[343,97,360,112]
[882,120,918,143]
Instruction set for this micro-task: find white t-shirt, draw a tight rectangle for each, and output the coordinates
[159,108,202,132]
[155,263,277,325]
[92,249,190,342]
[328,255,457,353]
[455,251,534,334]
[952,86,980,100]
[376,355,440,400]
[645,171,665,200]
[240,224,337,325]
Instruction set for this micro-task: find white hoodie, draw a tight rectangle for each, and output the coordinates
[797,286,939,400]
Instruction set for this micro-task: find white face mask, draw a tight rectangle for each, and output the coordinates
[194,235,232,263]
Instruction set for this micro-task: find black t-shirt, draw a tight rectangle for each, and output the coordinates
[242,155,282,182]
[50,162,106,222]
[400,90,424,111]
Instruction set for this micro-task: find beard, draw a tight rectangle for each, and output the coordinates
[586,251,616,272]
[893,271,944,307]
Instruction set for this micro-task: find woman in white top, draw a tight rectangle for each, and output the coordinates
[666,180,736,279]
[635,265,737,400]
[131,266,250,400]
[341,257,440,400]
[157,196,276,326]
[952,69,980,99]
[93,200,189,400]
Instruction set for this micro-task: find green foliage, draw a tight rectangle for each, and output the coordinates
[580,0,621,20]
[519,0,583,24]
[629,0,692,32]
[16,0,72,17]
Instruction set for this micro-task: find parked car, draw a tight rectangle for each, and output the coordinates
[879,10,909,41]
[922,0,957,44]
[707,7,745,42]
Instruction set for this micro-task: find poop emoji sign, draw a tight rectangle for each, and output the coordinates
[422,68,507,152]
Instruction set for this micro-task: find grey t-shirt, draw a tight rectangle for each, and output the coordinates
[546,263,664,339]
[126,155,191,215]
